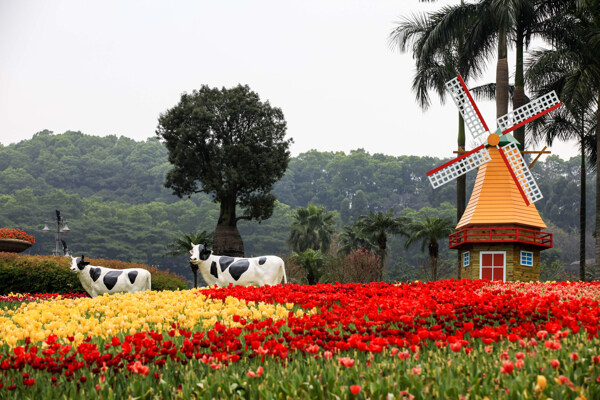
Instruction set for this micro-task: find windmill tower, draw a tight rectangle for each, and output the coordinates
[427,76,560,282]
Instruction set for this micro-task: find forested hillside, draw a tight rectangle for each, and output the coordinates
[0,131,594,283]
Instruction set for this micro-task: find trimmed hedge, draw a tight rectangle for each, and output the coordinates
[0,253,187,294]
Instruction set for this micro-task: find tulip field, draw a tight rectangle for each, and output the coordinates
[0,281,599,399]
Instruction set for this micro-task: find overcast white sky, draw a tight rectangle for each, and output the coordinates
[0,0,579,160]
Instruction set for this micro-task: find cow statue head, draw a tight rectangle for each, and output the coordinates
[190,243,211,264]
[70,255,90,272]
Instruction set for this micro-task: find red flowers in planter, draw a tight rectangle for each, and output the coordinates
[0,228,35,244]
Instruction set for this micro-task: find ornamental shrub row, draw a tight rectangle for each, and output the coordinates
[0,253,187,294]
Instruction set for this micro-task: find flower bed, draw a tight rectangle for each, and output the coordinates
[0,280,598,399]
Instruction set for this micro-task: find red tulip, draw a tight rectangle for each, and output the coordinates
[500,361,514,374]
[338,357,355,368]
[350,385,361,395]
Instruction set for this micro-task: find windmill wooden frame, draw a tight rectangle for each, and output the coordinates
[426,75,560,205]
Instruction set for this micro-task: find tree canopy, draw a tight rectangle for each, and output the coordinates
[156,85,293,256]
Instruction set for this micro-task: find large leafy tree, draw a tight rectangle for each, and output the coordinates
[355,209,407,281]
[288,203,337,253]
[405,215,455,281]
[157,85,292,257]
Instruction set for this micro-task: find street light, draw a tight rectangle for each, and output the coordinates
[42,210,71,256]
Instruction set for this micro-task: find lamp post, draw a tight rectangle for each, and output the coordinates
[42,210,71,256]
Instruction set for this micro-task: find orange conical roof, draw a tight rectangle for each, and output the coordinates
[456,146,546,229]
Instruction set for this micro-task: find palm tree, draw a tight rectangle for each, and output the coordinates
[532,105,596,281]
[404,215,455,281]
[164,230,213,288]
[407,0,562,144]
[337,223,376,255]
[291,249,325,285]
[390,8,487,278]
[355,209,407,281]
[565,0,600,280]
[288,203,337,253]
[525,3,600,280]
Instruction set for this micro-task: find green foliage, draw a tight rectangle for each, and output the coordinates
[164,230,213,257]
[0,131,177,204]
[288,249,325,285]
[0,253,187,294]
[355,209,408,280]
[337,224,376,256]
[405,214,455,281]
[288,203,337,253]
[157,85,292,220]
[0,131,594,282]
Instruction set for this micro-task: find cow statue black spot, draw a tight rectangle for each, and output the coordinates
[189,243,287,287]
[70,255,152,297]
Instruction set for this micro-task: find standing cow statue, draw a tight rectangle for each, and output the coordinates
[70,255,152,297]
[189,243,287,287]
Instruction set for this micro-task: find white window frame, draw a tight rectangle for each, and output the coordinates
[463,251,470,267]
[520,251,533,267]
[479,251,506,282]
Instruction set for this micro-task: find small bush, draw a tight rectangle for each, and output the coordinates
[0,253,187,294]
[285,249,381,284]
[321,249,381,283]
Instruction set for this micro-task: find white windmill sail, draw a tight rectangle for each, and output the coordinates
[445,76,489,142]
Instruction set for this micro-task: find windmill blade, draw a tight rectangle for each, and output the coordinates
[497,91,561,135]
[498,143,543,205]
[427,145,490,188]
[446,76,490,142]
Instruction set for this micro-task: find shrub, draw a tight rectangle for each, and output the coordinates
[322,249,380,283]
[0,253,187,294]
[285,250,326,285]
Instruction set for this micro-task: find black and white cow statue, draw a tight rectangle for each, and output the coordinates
[189,243,287,287]
[70,255,152,297]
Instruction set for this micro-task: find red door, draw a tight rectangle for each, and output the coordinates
[480,252,505,281]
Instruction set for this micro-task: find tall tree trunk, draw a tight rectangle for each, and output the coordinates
[580,133,586,281]
[429,241,439,281]
[378,247,385,281]
[513,27,526,150]
[595,92,600,280]
[378,234,387,281]
[213,198,244,257]
[457,113,466,279]
[190,262,198,288]
[496,28,509,119]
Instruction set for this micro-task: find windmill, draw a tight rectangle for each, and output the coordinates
[426,75,561,206]
[429,75,561,282]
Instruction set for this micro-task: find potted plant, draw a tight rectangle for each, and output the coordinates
[0,228,35,253]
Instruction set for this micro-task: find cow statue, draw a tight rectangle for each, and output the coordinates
[189,243,287,287]
[70,255,152,297]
